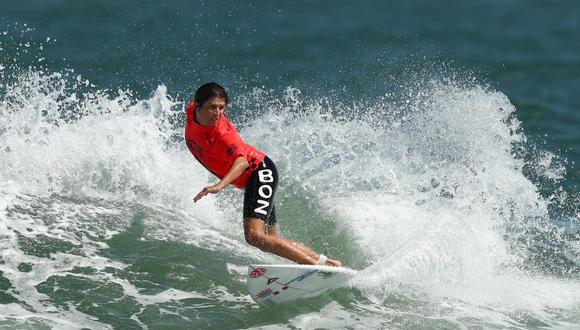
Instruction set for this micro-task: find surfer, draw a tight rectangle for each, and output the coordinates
[185,82,341,267]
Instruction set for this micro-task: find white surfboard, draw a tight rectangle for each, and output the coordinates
[247,264,357,306]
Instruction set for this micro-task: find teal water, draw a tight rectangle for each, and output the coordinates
[1,1,579,329]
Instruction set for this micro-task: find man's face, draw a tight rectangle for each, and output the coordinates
[197,97,226,126]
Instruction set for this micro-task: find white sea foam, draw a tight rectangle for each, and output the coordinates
[1,65,579,328]
[240,83,580,327]
[0,68,265,327]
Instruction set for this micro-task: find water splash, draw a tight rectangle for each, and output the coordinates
[0,38,579,326]
[238,82,580,326]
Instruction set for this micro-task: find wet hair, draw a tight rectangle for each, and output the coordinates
[194,82,229,107]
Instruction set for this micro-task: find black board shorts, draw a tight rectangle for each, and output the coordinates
[243,156,278,225]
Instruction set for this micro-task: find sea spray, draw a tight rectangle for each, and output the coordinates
[0,67,272,327]
[239,82,580,327]
[0,52,579,328]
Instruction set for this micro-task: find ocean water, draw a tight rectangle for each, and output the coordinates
[1,1,579,329]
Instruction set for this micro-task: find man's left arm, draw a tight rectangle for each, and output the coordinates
[193,156,249,202]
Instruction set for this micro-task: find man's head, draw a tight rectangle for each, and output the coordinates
[195,82,229,108]
[194,82,229,126]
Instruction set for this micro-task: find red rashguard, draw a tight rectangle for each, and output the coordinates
[184,101,265,189]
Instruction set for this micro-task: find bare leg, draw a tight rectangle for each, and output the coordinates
[266,224,318,260]
[266,223,277,236]
[246,219,341,267]
[267,224,341,267]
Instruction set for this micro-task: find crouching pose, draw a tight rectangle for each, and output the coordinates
[185,82,341,267]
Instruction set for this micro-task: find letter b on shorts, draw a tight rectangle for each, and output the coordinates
[258,169,273,183]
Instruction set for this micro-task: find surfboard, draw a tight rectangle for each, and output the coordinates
[247,264,357,306]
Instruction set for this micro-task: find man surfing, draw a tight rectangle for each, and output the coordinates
[185,82,341,267]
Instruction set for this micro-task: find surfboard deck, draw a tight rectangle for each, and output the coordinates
[247,264,357,306]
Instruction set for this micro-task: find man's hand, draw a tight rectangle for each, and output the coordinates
[193,184,223,202]
[193,157,248,203]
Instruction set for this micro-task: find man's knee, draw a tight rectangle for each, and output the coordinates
[245,230,270,249]
[244,229,258,246]
[244,218,267,247]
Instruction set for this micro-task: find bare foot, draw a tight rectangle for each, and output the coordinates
[324,258,342,267]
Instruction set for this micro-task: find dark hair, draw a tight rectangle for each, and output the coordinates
[194,82,229,107]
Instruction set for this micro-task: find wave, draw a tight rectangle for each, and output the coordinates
[1,64,579,327]
[238,83,580,326]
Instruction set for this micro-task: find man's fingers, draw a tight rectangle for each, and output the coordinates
[193,185,221,203]
[193,188,207,202]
